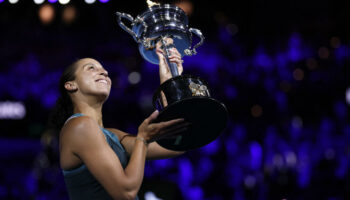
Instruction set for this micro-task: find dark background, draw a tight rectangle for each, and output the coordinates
[0,0,349,199]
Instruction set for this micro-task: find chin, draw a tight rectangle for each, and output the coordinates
[96,93,110,102]
[94,89,110,100]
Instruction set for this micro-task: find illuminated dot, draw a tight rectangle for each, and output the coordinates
[325,148,335,160]
[244,175,256,189]
[84,0,96,4]
[330,36,341,48]
[226,24,238,36]
[285,151,297,167]
[9,0,19,4]
[214,12,227,24]
[139,94,153,110]
[251,104,262,117]
[34,0,45,4]
[318,46,329,59]
[280,80,291,93]
[345,88,350,105]
[306,58,318,70]
[0,101,26,119]
[175,0,193,16]
[293,68,304,81]
[62,5,76,24]
[273,154,284,168]
[39,4,55,25]
[144,191,162,200]
[128,72,141,84]
[58,0,69,4]
[292,116,303,128]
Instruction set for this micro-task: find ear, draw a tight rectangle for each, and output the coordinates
[64,81,78,92]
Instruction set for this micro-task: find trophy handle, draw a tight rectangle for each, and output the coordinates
[184,28,205,56]
[116,12,139,43]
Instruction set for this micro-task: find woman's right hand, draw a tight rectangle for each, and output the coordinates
[137,110,188,143]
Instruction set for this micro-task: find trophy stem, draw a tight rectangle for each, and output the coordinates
[160,37,179,77]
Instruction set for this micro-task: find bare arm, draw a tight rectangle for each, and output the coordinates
[110,37,185,159]
[60,112,184,199]
[109,130,185,160]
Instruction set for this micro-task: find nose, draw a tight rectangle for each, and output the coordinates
[99,69,108,77]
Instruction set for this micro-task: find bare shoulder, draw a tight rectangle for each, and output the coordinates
[59,116,106,170]
[60,116,105,147]
[61,116,98,136]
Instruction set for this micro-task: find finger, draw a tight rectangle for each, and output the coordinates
[158,127,189,140]
[156,48,165,56]
[150,126,188,142]
[170,48,181,57]
[168,54,182,60]
[169,57,182,64]
[144,110,159,124]
[161,122,191,134]
[169,58,184,72]
[156,118,185,129]
[156,50,166,64]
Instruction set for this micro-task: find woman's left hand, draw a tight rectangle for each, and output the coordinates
[156,38,183,84]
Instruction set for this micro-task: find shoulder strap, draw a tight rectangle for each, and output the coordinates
[64,113,108,141]
[64,113,85,125]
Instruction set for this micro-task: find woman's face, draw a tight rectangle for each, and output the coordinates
[71,58,112,100]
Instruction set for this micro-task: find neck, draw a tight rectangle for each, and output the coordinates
[73,98,104,127]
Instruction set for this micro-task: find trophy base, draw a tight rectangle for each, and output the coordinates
[153,97,228,151]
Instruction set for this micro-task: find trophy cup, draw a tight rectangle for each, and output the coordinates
[116,2,228,151]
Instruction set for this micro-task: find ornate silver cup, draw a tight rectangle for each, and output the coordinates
[116,4,228,151]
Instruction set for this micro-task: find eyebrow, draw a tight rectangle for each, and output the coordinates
[82,62,96,69]
[81,62,108,73]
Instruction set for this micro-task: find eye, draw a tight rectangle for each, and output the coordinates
[88,65,95,70]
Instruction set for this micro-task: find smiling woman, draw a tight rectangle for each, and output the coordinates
[48,42,187,200]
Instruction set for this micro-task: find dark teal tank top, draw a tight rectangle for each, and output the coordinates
[62,113,138,200]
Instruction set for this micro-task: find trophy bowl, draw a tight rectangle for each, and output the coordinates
[117,4,228,151]
[116,4,203,64]
[152,75,228,151]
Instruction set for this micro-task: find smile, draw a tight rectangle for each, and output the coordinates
[96,79,108,84]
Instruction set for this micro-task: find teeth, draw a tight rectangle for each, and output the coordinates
[97,79,108,84]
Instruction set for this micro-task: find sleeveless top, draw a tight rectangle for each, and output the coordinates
[62,113,138,200]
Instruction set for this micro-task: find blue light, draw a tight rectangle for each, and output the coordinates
[178,158,193,188]
[253,48,273,70]
[288,33,303,61]
[225,85,237,99]
[250,141,262,170]
[201,139,220,155]
[333,101,347,119]
[187,186,203,200]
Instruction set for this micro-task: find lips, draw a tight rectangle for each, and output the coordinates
[95,78,109,85]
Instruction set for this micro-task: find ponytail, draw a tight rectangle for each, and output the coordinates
[48,61,79,131]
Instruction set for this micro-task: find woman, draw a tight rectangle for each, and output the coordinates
[51,40,187,200]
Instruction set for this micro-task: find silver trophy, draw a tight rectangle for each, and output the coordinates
[116,3,228,151]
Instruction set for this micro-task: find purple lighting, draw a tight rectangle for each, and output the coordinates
[48,0,58,2]
[99,0,109,3]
